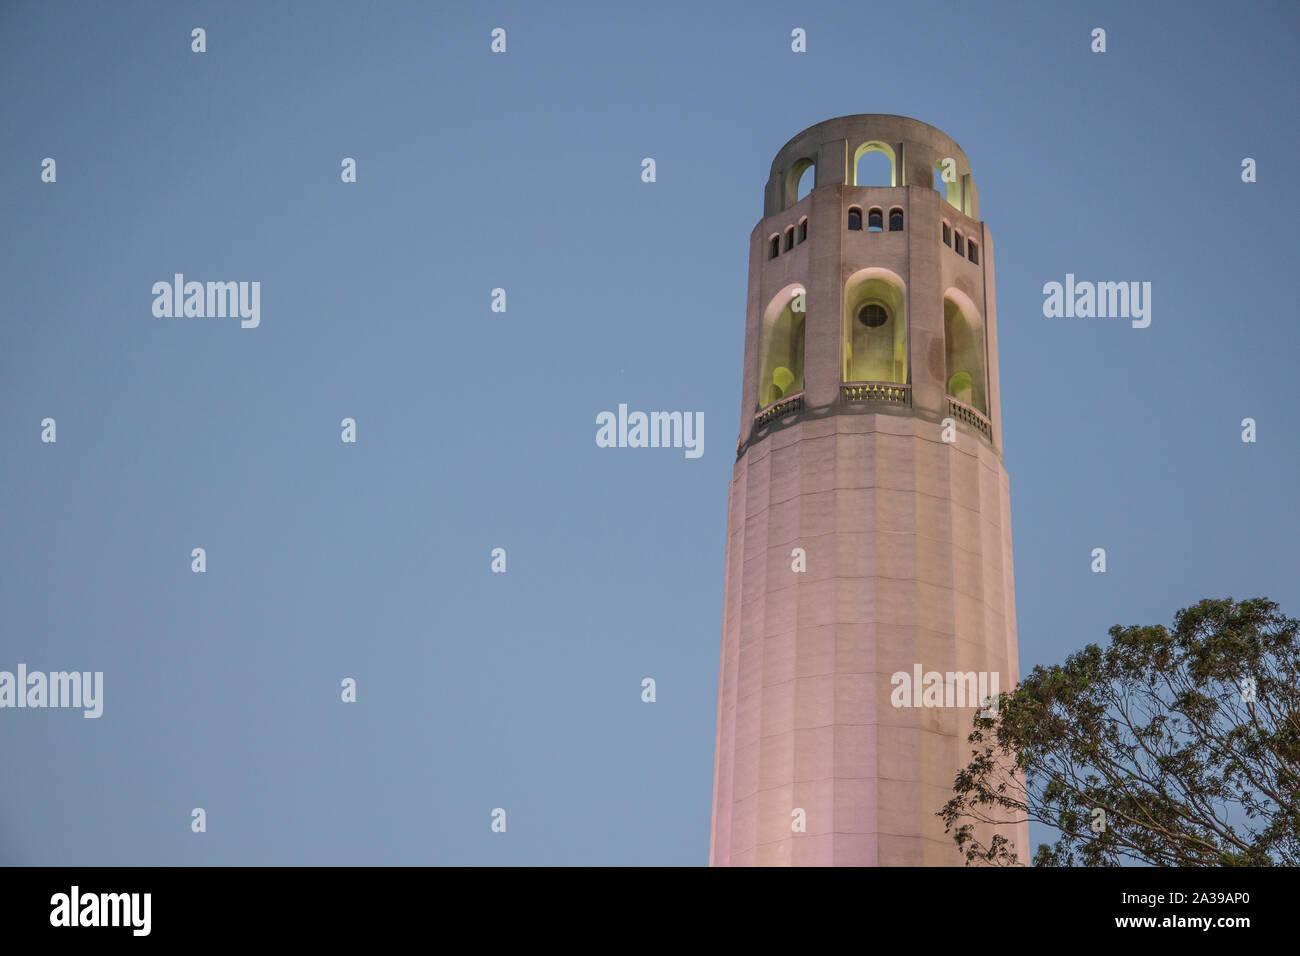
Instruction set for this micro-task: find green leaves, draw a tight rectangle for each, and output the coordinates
[940,597,1300,866]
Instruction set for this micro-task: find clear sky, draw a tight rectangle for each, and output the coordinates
[1,0,1296,865]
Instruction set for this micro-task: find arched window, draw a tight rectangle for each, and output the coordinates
[784,227,794,251]
[797,218,808,243]
[843,268,908,386]
[942,222,951,246]
[933,162,959,209]
[944,291,987,415]
[967,240,978,264]
[847,207,862,231]
[953,231,964,256]
[784,158,815,210]
[889,207,903,231]
[769,235,780,259]
[758,286,807,409]
[853,142,897,187]
[867,207,883,232]
[796,165,815,201]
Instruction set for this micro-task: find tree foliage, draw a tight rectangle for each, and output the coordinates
[940,598,1300,866]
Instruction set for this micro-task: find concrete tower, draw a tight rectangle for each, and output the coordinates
[709,115,1027,866]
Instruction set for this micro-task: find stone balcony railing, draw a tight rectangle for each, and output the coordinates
[947,396,993,441]
[748,386,992,444]
[753,391,804,426]
[841,382,911,405]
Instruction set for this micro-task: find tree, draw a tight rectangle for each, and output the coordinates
[940,597,1300,866]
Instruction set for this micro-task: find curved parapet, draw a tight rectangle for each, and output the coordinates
[764,114,978,219]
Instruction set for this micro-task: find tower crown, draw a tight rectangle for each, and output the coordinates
[765,114,976,217]
[740,114,1000,459]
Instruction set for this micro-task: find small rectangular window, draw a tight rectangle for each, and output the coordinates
[942,223,951,246]
[967,241,979,264]
[769,236,780,259]
[798,220,807,243]
[954,232,964,255]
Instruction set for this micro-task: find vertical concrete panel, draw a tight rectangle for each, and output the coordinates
[982,226,1003,452]
[806,186,844,407]
[909,187,947,418]
[816,138,849,186]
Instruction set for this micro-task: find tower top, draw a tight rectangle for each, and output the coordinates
[764,114,976,219]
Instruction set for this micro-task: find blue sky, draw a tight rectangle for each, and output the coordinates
[1,0,1296,864]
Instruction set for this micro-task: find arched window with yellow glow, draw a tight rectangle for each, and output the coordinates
[843,268,907,386]
[758,285,807,409]
[943,290,987,415]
